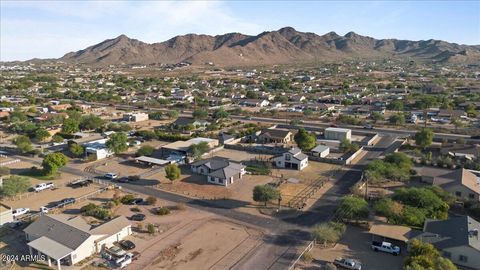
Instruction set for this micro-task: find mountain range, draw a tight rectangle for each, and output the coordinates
[59,27,480,67]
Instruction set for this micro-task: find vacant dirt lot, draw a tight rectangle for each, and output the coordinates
[141,219,262,270]
[212,148,273,162]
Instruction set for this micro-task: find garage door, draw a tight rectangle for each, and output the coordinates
[292,163,298,170]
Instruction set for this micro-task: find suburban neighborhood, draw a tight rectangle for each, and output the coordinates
[1,1,480,270]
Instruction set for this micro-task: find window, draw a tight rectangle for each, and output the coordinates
[469,193,475,199]
[285,154,291,161]
[218,178,223,184]
[443,251,451,258]
[455,191,462,197]
[459,255,468,262]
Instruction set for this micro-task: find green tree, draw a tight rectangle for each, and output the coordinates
[253,184,281,206]
[165,164,181,183]
[451,117,464,132]
[147,223,155,235]
[370,112,385,122]
[0,175,31,197]
[415,128,434,149]
[294,128,316,151]
[69,143,84,157]
[42,152,68,175]
[62,118,80,134]
[405,239,457,270]
[213,107,230,119]
[13,135,33,153]
[389,113,406,125]
[35,128,50,142]
[246,90,258,99]
[189,142,210,160]
[52,134,64,143]
[80,114,104,130]
[106,132,129,154]
[387,100,404,111]
[303,109,314,116]
[136,145,155,156]
[8,109,27,122]
[335,196,369,220]
[192,109,208,120]
[339,139,360,153]
[167,110,179,119]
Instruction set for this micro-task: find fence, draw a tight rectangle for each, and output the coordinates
[287,178,327,209]
[287,240,315,270]
[0,159,20,166]
[224,143,288,155]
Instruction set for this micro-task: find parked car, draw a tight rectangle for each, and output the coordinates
[12,208,30,218]
[104,173,118,180]
[119,240,136,250]
[130,214,146,221]
[68,179,93,188]
[371,241,401,255]
[40,206,50,214]
[363,124,374,129]
[129,198,144,205]
[116,253,132,268]
[334,257,362,270]
[106,246,127,258]
[57,198,76,208]
[117,177,130,183]
[33,182,54,192]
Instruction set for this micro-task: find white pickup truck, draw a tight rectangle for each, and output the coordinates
[33,182,54,192]
[371,241,401,255]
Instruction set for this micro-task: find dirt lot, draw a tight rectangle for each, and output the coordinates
[212,148,273,162]
[300,225,405,270]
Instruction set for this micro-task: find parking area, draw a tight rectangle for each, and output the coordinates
[303,225,405,270]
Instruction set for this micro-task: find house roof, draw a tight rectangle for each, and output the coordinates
[311,145,329,153]
[172,117,208,126]
[285,147,308,161]
[421,216,480,251]
[191,157,231,171]
[192,157,245,180]
[24,214,131,251]
[260,128,292,140]
[431,168,480,195]
[208,164,244,179]
[24,215,91,250]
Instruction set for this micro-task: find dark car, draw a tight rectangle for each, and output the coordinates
[119,240,136,250]
[129,198,144,205]
[57,198,76,207]
[130,214,145,221]
[117,177,130,183]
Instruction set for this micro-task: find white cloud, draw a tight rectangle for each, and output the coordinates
[0,1,262,61]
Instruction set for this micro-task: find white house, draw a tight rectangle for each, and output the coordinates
[0,203,13,226]
[274,147,308,170]
[191,157,246,186]
[24,214,131,270]
[83,138,114,160]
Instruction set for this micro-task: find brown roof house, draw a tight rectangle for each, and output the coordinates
[418,167,480,201]
[24,214,131,270]
[258,128,293,144]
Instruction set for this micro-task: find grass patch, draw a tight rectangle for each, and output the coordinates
[246,165,271,175]
[19,167,58,180]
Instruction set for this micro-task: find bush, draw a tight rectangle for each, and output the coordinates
[146,196,157,205]
[147,223,155,235]
[120,194,136,204]
[335,196,369,220]
[136,145,155,157]
[312,222,346,245]
[246,165,271,175]
[374,198,403,218]
[301,251,313,263]
[131,207,141,212]
[80,203,111,220]
[155,207,171,215]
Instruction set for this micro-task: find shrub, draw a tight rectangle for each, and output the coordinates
[120,194,136,204]
[146,196,157,205]
[131,207,141,212]
[147,223,155,235]
[335,196,369,220]
[312,222,346,245]
[155,207,171,215]
[80,203,111,220]
[301,251,313,263]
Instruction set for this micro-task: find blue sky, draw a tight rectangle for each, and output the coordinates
[1,1,479,61]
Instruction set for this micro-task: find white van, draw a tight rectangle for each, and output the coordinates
[104,173,118,180]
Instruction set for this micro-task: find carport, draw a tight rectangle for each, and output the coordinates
[28,236,73,270]
[369,222,420,244]
[135,156,171,167]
